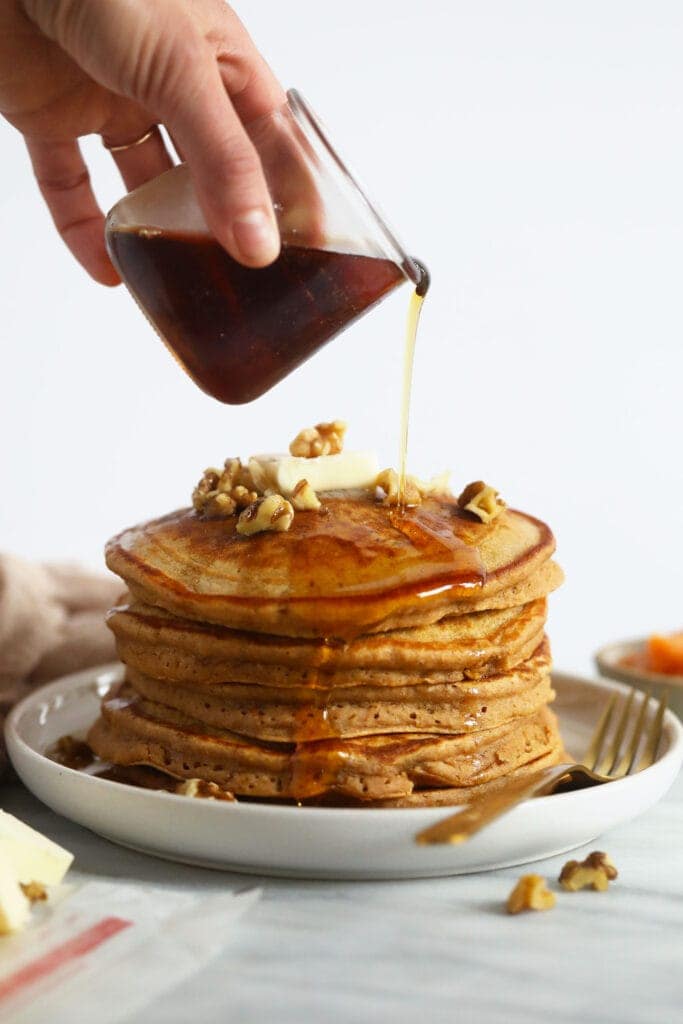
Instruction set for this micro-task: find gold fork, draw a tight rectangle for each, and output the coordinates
[416,686,668,846]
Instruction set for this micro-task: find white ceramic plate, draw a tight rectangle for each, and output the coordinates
[595,637,683,719]
[5,665,683,880]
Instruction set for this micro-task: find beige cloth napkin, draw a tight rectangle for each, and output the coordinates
[0,554,121,772]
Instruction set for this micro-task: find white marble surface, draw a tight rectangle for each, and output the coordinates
[3,766,682,1024]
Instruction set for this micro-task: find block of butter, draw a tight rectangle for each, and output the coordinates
[0,849,31,935]
[0,809,74,886]
[249,451,379,497]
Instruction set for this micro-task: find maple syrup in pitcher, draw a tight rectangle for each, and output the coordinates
[107,230,409,404]
[106,90,427,405]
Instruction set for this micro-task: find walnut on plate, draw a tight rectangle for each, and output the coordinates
[457,481,506,524]
[559,851,618,892]
[506,874,556,914]
[289,420,347,458]
[176,779,236,802]
[236,494,295,536]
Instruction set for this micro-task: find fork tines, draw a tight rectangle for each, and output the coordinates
[587,686,668,779]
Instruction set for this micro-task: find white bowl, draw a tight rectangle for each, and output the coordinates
[595,636,683,720]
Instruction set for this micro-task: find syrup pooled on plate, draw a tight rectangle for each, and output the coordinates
[106,229,406,404]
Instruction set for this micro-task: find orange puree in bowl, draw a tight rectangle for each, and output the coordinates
[647,633,683,675]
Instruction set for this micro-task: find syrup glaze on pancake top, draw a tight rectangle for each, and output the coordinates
[86,427,566,806]
[106,497,560,639]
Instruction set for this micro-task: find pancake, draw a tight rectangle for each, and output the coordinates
[124,641,553,741]
[362,751,565,807]
[108,597,551,687]
[87,685,563,802]
[90,483,566,806]
[106,496,560,638]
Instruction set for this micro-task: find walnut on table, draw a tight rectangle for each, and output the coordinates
[559,851,618,892]
[506,874,556,914]
[289,420,347,458]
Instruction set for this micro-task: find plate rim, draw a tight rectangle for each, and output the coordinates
[5,662,683,822]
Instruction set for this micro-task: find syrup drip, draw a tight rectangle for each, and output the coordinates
[292,689,337,741]
[288,739,350,802]
[289,685,348,800]
[397,262,430,508]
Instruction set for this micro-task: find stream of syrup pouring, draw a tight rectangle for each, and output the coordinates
[290,263,436,801]
[397,261,430,509]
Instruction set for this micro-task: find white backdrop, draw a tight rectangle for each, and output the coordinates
[1,1,682,675]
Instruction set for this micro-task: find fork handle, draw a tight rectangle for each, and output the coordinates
[415,764,575,845]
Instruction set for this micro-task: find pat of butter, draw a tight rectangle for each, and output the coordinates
[249,451,379,496]
[0,850,30,935]
[0,810,74,886]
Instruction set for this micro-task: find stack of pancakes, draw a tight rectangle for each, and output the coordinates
[88,494,565,806]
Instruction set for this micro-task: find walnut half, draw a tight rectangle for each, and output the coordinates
[506,874,556,914]
[457,481,506,524]
[236,494,295,536]
[289,420,347,458]
[559,851,618,892]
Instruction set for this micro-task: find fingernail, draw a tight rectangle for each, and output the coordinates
[233,209,280,265]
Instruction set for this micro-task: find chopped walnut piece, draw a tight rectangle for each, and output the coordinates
[203,491,237,516]
[193,458,259,516]
[291,478,321,511]
[192,467,221,510]
[231,484,259,509]
[289,420,347,458]
[457,481,506,523]
[559,851,618,892]
[376,468,422,507]
[236,494,295,536]
[506,874,556,914]
[176,779,236,802]
[375,469,451,507]
[20,881,48,903]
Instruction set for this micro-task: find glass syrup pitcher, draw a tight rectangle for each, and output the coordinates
[105,90,425,404]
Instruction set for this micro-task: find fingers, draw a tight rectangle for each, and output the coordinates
[162,60,280,267]
[190,0,286,122]
[25,137,119,286]
[214,29,286,123]
[24,0,285,267]
[102,124,174,192]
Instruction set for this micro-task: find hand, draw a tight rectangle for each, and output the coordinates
[0,0,285,284]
